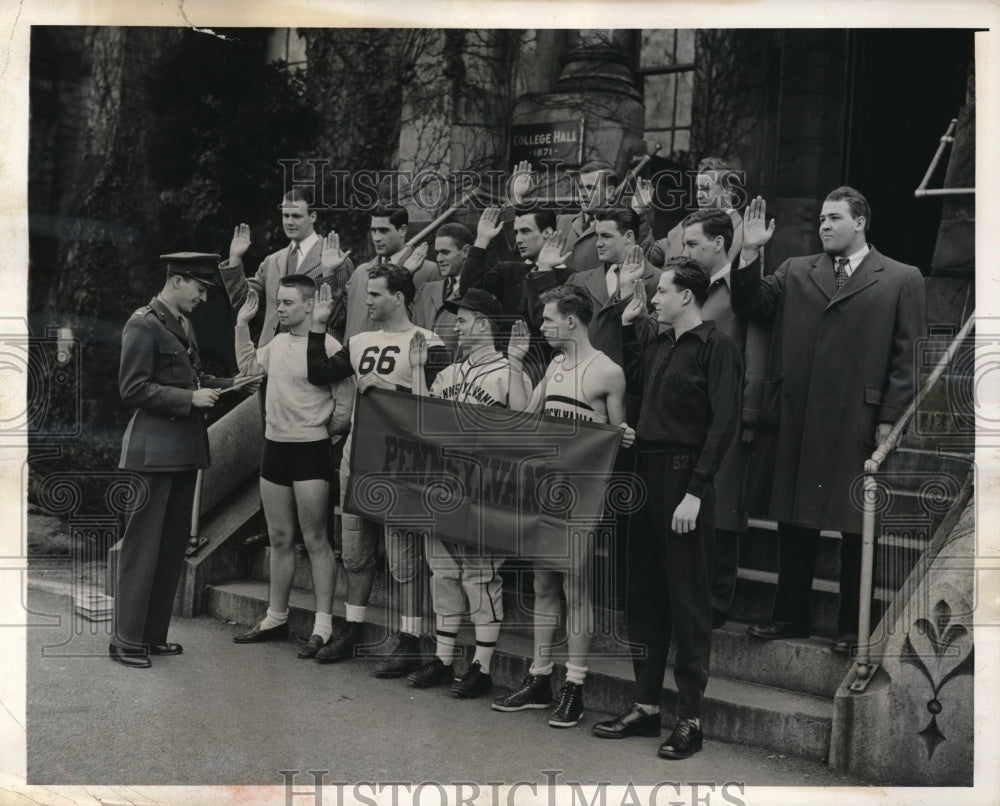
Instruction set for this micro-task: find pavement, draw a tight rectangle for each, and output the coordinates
[17,576,870,800]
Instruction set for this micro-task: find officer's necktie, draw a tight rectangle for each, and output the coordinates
[834,257,850,290]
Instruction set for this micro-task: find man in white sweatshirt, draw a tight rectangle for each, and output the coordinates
[230,274,355,658]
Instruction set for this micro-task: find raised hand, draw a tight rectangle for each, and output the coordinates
[320,231,351,274]
[630,178,654,213]
[536,230,571,271]
[618,244,645,299]
[313,282,335,328]
[236,289,259,325]
[621,277,647,325]
[229,223,251,263]
[476,205,504,243]
[510,161,535,205]
[402,241,428,272]
[507,319,531,363]
[742,196,775,251]
[409,330,428,369]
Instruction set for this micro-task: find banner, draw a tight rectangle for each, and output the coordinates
[344,389,628,561]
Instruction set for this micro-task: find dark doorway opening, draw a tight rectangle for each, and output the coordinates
[843,29,973,273]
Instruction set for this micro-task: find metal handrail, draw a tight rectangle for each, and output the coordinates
[914,118,974,199]
[852,312,975,687]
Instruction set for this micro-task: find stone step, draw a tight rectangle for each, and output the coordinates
[206,579,834,762]
[730,568,890,638]
[740,523,927,590]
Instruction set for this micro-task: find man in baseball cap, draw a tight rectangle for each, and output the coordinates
[406,287,531,697]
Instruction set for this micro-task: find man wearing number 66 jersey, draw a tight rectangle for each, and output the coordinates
[306,264,450,674]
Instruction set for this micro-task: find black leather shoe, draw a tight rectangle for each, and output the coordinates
[297,634,328,659]
[592,705,661,739]
[658,718,703,759]
[232,622,289,644]
[831,633,858,655]
[372,633,422,678]
[109,643,150,669]
[242,532,269,548]
[149,642,183,655]
[747,620,810,640]
[316,621,363,663]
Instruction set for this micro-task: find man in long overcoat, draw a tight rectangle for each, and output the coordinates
[731,189,925,652]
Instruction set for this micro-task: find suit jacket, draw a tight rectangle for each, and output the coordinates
[118,297,232,472]
[411,278,462,363]
[557,211,654,273]
[654,207,744,266]
[731,247,926,534]
[218,238,354,346]
[701,270,769,531]
[343,255,438,343]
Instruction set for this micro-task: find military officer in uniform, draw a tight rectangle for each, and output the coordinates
[112,252,258,668]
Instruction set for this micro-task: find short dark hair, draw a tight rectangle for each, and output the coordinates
[281,188,314,209]
[435,222,473,249]
[372,205,409,231]
[369,263,416,306]
[663,256,709,306]
[825,186,871,234]
[539,284,594,326]
[697,156,738,174]
[579,160,618,185]
[278,273,317,300]
[594,207,640,239]
[512,207,557,233]
[682,208,734,255]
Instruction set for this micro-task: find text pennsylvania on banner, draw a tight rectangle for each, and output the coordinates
[344,389,636,562]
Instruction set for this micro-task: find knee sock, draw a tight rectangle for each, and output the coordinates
[473,622,501,673]
[401,615,422,638]
[435,629,458,665]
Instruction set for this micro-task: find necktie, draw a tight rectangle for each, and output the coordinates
[287,244,299,275]
[605,264,619,299]
[443,276,455,301]
[834,257,850,290]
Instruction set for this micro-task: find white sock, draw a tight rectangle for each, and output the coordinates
[401,615,422,637]
[435,630,458,665]
[565,662,588,686]
[313,612,334,642]
[636,702,660,715]
[529,661,553,677]
[260,608,288,630]
[473,622,501,673]
[345,604,366,623]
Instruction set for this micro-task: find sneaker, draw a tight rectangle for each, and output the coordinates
[548,682,584,728]
[316,621,363,664]
[408,657,455,688]
[491,673,553,712]
[451,660,493,699]
[372,633,422,678]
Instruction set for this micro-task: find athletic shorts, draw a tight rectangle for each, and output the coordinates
[260,438,332,486]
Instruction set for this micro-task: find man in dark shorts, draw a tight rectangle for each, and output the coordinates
[230,275,355,657]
